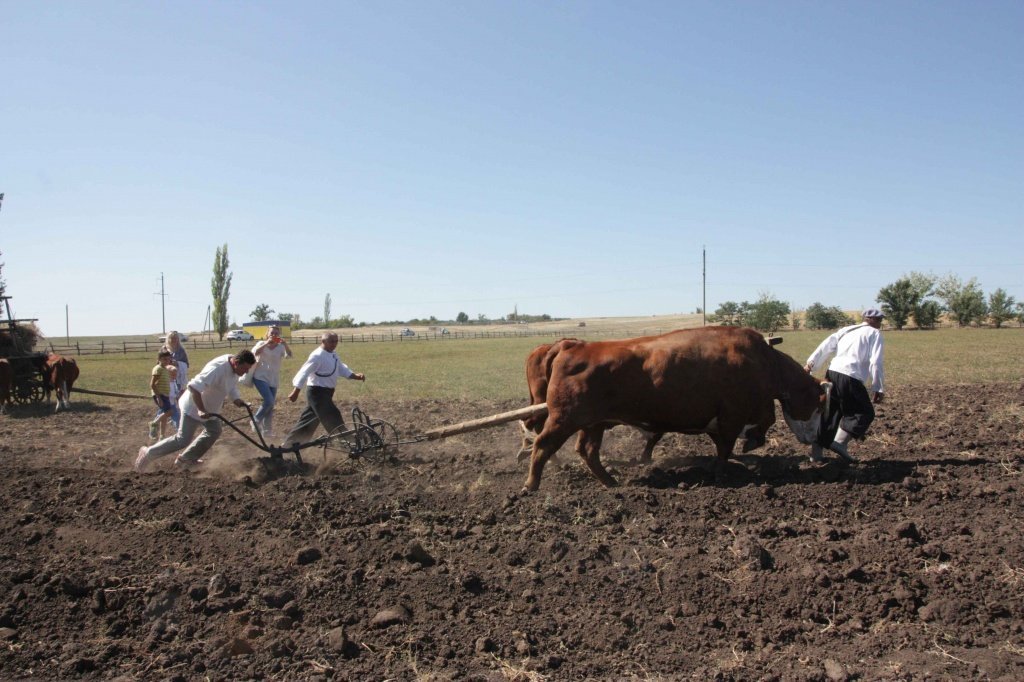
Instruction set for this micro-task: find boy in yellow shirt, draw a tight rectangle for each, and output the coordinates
[149,350,175,440]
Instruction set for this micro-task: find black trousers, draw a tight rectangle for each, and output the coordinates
[282,386,347,447]
[818,369,875,445]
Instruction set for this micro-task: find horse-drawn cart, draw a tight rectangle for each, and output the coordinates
[1,295,49,406]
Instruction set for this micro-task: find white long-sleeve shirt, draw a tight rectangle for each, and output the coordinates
[291,347,354,389]
[251,340,291,387]
[806,323,885,393]
[179,354,243,419]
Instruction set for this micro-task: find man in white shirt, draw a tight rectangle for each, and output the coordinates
[804,309,886,463]
[281,332,365,450]
[135,350,256,472]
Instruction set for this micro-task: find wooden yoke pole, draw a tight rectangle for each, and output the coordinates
[71,387,149,400]
[420,403,547,441]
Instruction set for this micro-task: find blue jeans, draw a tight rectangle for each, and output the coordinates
[252,379,278,432]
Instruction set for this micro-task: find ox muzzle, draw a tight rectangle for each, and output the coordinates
[781,381,832,445]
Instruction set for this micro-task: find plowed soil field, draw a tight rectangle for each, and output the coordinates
[1,383,1023,680]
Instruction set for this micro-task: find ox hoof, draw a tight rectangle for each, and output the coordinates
[741,436,765,453]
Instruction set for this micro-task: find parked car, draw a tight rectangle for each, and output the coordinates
[440,328,450,335]
[226,329,254,341]
[400,328,415,337]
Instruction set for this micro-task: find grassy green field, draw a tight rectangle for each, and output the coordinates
[69,327,1024,403]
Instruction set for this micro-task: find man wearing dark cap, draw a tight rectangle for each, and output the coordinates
[804,309,886,463]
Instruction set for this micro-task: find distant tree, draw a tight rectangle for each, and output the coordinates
[988,288,1017,328]
[211,244,232,340]
[906,272,938,328]
[804,302,854,330]
[323,293,332,327]
[877,278,918,330]
[935,275,988,327]
[250,303,274,322]
[281,313,301,329]
[1016,302,1024,327]
[744,293,790,333]
[335,314,355,328]
[0,249,6,298]
[477,313,488,323]
[307,316,325,328]
[709,301,743,326]
[456,312,469,324]
[913,300,943,329]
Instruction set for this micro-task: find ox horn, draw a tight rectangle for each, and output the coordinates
[819,381,832,419]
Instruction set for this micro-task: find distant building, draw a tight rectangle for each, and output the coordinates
[242,320,291,339]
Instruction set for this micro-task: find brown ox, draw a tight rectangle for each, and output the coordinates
[0,359,11,414]
[45,353,79,413]
[515,339,663,462]
[523,326,828,491]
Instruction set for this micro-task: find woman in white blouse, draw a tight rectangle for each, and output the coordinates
[249,325,292,437]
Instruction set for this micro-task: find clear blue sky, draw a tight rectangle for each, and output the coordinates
[2,1,1021,337]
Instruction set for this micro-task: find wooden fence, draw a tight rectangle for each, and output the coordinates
[45,328,677,357]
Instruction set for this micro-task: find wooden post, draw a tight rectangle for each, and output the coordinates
[420,403,547,441]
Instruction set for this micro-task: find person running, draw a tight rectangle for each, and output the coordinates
[135,350,256,472]
[148,349,175,440]
[280,332,365,451]
[804,308,886,463]
[164,331,189,428]
[248,325,293,438]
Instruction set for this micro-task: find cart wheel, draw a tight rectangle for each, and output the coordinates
[13,381,44,405]
[322,423,388,463]
[368,418,400,448]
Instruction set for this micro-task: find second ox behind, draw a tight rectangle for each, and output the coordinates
[522,326,829,491]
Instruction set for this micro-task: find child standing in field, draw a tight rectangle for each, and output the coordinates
[149,349,175,440]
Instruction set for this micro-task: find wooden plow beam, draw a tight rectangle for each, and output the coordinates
[418,403,546,442]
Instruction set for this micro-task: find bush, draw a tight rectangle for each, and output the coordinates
[804,303,854,330]
[913,300,943,329]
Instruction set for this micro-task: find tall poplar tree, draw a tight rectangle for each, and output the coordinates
[211,244,232,340]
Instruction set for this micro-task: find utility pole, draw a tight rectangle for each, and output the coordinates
[702,245,706,327]
[66,304,69,344]
[154,273,167,335]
